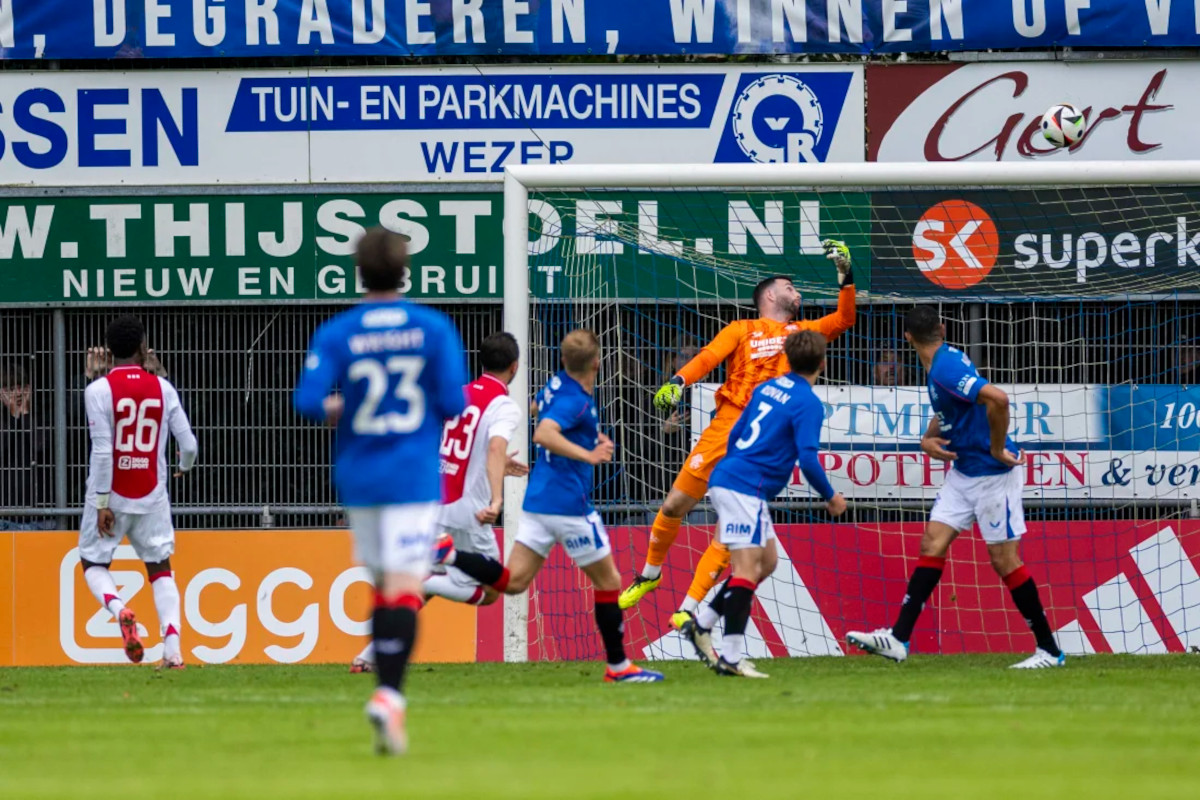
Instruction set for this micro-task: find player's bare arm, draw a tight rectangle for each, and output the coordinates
[977,384,1024,466]
[476,435,510,525]
[920,415,957,462]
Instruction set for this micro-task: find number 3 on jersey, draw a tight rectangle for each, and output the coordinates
[349,356,426,435]
[734,402,772,450]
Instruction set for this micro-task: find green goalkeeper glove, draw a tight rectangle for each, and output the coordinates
[653,376,685,412]
[823,238,854,287]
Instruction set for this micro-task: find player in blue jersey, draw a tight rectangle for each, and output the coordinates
[675,331,846,678]
[295,228,468,755]
[847,306,1064,669]
[438,329,664,683]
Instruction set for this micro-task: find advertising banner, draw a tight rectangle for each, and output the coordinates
[1,530,503,667]
[3,2,1199,59]
[0,190,868,305]
[690,384,1200,500]
[868,188,1200,298]
[867,61,1187,163]
[537,520,1200,660]
[14,520,1197,665]
[0,66,863,187]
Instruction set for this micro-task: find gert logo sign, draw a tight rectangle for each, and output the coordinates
[911,200,999,289]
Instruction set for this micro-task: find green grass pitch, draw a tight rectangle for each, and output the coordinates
[1,655,1198,799]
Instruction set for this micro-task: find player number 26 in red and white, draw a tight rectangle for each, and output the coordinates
[114,397,161,470]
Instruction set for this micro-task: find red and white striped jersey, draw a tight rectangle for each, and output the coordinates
[438,373,519,534]
[85,366,198,513]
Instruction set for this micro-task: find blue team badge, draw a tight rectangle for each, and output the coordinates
[714,72,851,164]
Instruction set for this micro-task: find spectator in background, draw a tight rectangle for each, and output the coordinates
[874,349,908,387]
[0,362,55,530]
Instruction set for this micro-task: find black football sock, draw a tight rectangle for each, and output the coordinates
[720,578,756,664]
[372,594,420,693]
[450,551,510,591]
[594,590,627,667]
[891,556,946,643]
[696,578,732,631]
[1004,566,1062,657]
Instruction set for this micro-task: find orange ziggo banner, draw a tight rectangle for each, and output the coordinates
[0,530,501,667]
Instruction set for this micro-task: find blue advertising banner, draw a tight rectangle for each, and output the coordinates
[2,1,1199,60]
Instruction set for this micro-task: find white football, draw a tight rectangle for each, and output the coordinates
[1041,103,1086,149]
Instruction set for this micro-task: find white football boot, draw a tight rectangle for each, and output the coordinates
[365,687,407,756]
[846,628,909,663]
[714,656,769,679]
[1010,648,1066,669]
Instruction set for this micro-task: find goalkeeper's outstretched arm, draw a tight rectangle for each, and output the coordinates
[812,239,858,341]
[653,323,744,412]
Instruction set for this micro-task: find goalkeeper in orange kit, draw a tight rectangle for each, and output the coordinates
[618,240,858,636]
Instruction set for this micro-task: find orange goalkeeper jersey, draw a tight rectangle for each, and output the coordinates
[676,285,856,410]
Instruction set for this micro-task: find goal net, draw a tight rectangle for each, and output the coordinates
[501,162,1200,663]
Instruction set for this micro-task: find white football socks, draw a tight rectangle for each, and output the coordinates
[722,634,746,664]
[640,564,662,581]
[83,566,125,616]
[423,571,484,604]
[679,595,700,614]
[696,604,719,631]
[151,573,182,659]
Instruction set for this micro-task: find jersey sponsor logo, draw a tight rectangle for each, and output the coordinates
[749,334,787,359]
[725,522,753,536]
[957,375,978,396]
[117,455,151,471]
[563,534,594,552]
[912,200,999,289]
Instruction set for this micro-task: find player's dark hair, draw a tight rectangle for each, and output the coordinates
[785,330,826,375]
[1,362,28,389]
[480,332,520,373]
[904,305,944,345]
[561,329,600,374]
[752,275,791,312]
[106,315,146,360]
[356,227,410,292]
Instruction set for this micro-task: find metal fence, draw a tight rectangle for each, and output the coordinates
[3,298,1198,530]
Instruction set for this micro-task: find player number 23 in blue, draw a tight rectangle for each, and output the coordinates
[348,356,426,435]
[734,402,772,450]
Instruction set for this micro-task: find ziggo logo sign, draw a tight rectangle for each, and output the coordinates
[58,545,373,664]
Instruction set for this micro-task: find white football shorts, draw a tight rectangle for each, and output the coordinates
[930,467,1027,544]
[79,503,176,564]
[440,521,501,560]
[710,486,777,551]
[347,502,440,577]
[515,510,612,567]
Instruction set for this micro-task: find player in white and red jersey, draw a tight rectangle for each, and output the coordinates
[350,331,526,673]
[80,316,198,668]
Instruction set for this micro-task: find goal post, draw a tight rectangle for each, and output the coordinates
[501,161,1200,664]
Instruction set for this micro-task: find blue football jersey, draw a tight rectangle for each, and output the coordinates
[927,343,1017,478]
[709,373,836,501]
[523,371,600,517]
[294,300,467,506]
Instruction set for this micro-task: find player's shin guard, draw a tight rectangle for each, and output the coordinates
[372,593,421,693]
[642,512,683,580]
[1003,566,1062,657]
[681,540,731,613]
[594,590,629,670]
[83,565,125,616]
[891,555,945,642]
[149,571,182,659]
[720,578,756,664]
[450,551,510,593]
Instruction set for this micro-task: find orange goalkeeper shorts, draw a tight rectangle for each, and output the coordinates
[672,402,743,500]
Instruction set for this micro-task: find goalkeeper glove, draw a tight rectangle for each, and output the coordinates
[823,238,854,287]
[653,376,685,412]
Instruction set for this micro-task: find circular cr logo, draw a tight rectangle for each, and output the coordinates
[911,200,999,289]
[732,75,824,163]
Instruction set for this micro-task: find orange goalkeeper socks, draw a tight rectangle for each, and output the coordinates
[640,511,683,580]
[680,540,730,613]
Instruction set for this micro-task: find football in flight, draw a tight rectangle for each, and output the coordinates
[1041,103,1087,149]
